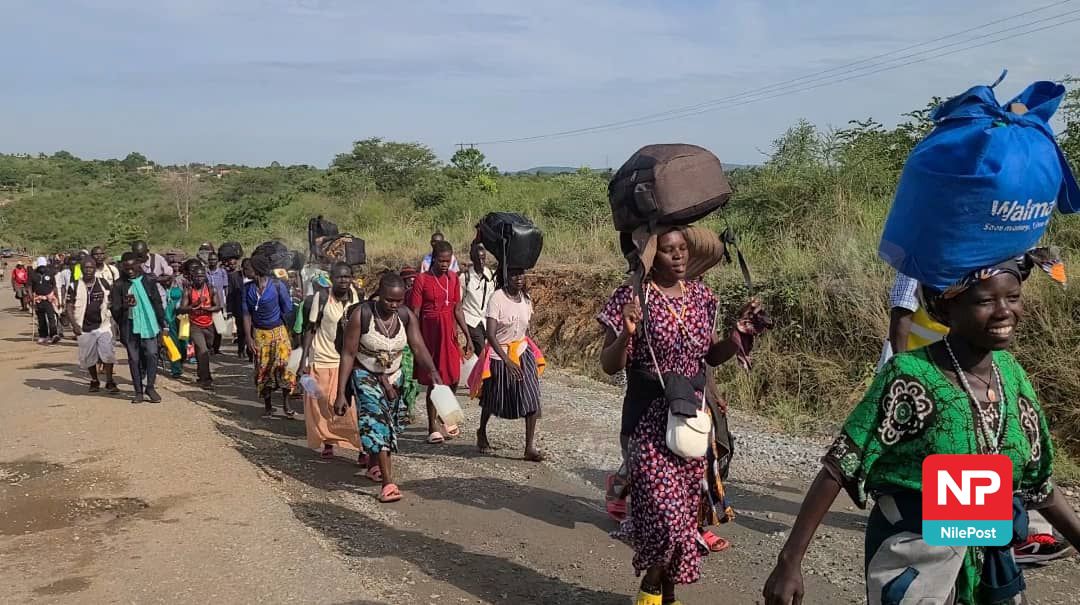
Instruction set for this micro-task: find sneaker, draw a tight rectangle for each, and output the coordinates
[89,381,100,393]
[105,382,119,393]
[146,388,162,403]
[1014,534,1074,566]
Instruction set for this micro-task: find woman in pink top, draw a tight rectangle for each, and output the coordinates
[474,268,545,462]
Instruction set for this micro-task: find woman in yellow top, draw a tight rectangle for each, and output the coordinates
[299,262,363,460]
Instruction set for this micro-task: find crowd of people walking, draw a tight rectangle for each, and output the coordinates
[8,78,1080,605]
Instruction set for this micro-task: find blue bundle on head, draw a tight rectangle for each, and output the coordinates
[879,75,1080,292]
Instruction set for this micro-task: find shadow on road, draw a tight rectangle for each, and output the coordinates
[292,500,627,605]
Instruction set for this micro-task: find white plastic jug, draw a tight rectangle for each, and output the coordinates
[460,354,479,385]
[213,311,234,337]
[430,384,464,427]
[286,347,304,374]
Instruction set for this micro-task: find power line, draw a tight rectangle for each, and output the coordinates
[465,2,1078,146]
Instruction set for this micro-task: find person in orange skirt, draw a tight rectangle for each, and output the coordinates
[407,240,472,443]
[299,262,364,460]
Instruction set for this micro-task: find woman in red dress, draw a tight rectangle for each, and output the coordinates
[408,240,473,443]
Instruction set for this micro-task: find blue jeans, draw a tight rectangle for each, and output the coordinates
[123,332,159,395]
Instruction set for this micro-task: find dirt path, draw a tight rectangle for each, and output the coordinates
[2,305,1079,604]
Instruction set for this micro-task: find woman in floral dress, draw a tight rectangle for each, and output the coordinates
[764,250,1080,605]
[598,227,767,605]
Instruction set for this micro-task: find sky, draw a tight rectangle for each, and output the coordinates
[1,0,1078,171]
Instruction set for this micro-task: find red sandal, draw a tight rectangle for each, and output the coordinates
[700,530,731,553]
[605,474,628,522]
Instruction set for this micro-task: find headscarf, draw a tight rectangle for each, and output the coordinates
[921,246,1066,323]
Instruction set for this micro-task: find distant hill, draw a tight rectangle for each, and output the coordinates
[514,163,754,175]
[514,166,579,175]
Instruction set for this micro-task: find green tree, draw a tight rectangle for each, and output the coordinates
[766,119,824,173]
[449,147,498,180]
[330,137,439,192]
[121,152,149,171]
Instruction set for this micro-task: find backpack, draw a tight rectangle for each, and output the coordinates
[305,286,375,353]
[476,212,543,270]
[608,144,731,233]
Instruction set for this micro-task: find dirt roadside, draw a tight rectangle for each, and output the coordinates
[2,304,1079,604]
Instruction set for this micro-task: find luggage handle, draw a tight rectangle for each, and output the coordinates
[721,226,753,292]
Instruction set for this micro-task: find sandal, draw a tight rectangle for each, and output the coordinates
[605,474,629,521]
[356,452,369,467]
[443,424,460,439]
[699,530,731,553]
[320,445,334,459]
[379,483,402,503]
[363,465,383,483]
[427,432,445,444]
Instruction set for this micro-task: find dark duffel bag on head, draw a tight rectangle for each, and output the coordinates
[608,144,731,232]
[255,241,291,270]
[476,212,543,270]
[308,216,339,258]
[218,241,243,261]
[290,250,306,271]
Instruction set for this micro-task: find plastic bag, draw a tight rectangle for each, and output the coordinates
[879,78,1080,291]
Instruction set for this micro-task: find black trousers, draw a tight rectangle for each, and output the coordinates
[189,325,216,384]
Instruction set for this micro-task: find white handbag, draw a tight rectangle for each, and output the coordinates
[642,287,712,460]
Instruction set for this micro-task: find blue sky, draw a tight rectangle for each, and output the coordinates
[2,0,1077,171]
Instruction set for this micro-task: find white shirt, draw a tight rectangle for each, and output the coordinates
[55,269,72,303]
[459,266,494,328]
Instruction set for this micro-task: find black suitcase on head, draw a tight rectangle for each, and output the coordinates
[476,212,543,270]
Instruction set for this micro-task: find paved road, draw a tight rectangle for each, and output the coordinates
[1,305,1078,604]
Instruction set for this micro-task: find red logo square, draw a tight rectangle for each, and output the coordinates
[922,454,1013,521]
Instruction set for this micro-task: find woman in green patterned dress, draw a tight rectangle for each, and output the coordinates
[764,250,1080,605]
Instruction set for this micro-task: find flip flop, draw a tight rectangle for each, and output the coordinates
[700,530,731,553]
[427,432,445,444]
[364,465,383,482]
[379,483,402,503]
[443,424,461,439]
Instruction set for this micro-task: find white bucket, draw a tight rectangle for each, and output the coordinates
[213,311,234,337]
[430,384,464,427]
[286,347,303,374]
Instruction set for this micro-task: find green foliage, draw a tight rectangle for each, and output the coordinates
[411,171,456,208]
[221,191,296,237]
[448,147,499,181]
[121,152,150,171]
[540,168,608,223]
[331,137,439,192]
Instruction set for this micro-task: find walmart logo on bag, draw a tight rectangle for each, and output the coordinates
[989,199,1056,223]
